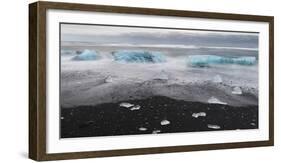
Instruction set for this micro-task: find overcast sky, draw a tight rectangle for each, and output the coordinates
[61,24,259,48]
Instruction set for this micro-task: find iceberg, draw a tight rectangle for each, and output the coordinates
[72,49,100,61]
[186,55,256,67]
[112,50,166,63]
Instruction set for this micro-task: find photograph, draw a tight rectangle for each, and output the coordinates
[59,23,259,138]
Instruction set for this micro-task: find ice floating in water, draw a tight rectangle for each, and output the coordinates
[192,112,207,118]
[112,50,166,63]
[213,75,222,83]
[72,49,100,61]
[130,105,141,111]
[152,130,161,134]
[160,120,170,126]
[186,55,256,67]
[207,124,221,129]
[139,127,147,131]
[232,86,243,95]
[208,97,227,105]
[119,102,134,108]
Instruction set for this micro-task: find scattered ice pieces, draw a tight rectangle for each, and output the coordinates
[213,75,222,83]
[119,102,134,108]
[120,102,141,111]
[232,86,243,95]
[105,76,113,83]
[160,120,170,126]
[192,112,207,118]
[250,122,256,126]
[208,97,227,105]
[61,117,64,120]
[207,124,221,129]
[152,130,161,134]
[139,127,147,131]
[130,105,141,111]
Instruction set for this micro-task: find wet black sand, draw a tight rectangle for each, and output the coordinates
[60,96,258,138]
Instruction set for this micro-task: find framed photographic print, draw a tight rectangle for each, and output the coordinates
[29,1,274,161]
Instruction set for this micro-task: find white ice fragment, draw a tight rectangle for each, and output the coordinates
[119,102,134,108]
[192,112,207,118]
[232,86,242,95]
[105,76,113,83]
[250,123,256,126]
[207,124,221,129]
[213,75,222,83]
[61,117,64,120]
[160,120,170,126]
[130,105,141,111]
[152,130,161,134]
[139,127,147,131]
[208,97,227,105]
[155,70,169,80]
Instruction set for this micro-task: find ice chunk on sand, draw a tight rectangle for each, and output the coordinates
[139,127,147,131]
[232,86,242,95]
[160,120,170,126]
[130,105,141,111]
[152,130,161,134]
[105,76,113,83]
[154,70,169,80]
[208,97,227,105]
[192,112,207,118]
[207,124,221,129]
[112,50,166,63]
[119,102,134,108]
[213,75,222,83]
[72,49,100,61]
[186,55,256,67]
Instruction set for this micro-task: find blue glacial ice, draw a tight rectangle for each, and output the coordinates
[112,50,166,63]
[186,55,256,67]
[72,49,100,61]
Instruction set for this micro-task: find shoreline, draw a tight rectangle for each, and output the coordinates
[61,96,258,138]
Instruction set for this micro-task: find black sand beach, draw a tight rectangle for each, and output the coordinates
[60,96,258,138]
